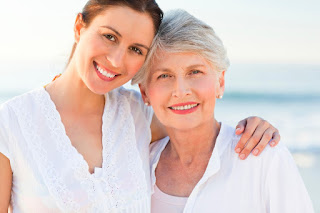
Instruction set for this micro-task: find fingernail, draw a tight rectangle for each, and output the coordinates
[240,154,246,160]
[270,142,275,147]
[253,149,259,156]
[235,148,241,153]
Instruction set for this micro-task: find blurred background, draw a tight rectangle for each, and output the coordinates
[0,0,319,211]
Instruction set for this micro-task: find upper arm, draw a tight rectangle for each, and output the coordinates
[0,104,13,211]
[123,88,167,142]
[0,152,12,212]
[265,146,314,212]
[150,114,167,142]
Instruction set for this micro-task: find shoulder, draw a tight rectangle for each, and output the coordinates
[149,137,169,162]
[219,123,294,172]
[221,123,290,161]
[1,88,44,110]
[111,86,143,104]
[0,90,44,160]
[0,88,45,128]
[0,89,38,118]
[217,123,241,151]
[110,87,153,124]
[252,139,292,165]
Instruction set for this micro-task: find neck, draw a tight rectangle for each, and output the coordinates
[45,62,105,114]
[165,119,221,166]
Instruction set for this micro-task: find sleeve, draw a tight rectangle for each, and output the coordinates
[121,87,154,125]
[138,95,154,125]
[265,144,314,213]
[0,104,12,161]
[132,89,154,125]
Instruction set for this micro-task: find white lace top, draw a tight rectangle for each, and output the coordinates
[0,87,153,212]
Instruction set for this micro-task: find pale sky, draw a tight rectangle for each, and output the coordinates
[0,0,319,67]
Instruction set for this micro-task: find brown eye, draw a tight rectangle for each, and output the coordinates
[104,34,116,42]
[130,46,142,55]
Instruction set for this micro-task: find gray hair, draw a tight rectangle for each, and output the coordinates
[132,9,230,85]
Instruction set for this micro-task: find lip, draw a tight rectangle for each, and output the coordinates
[94,61,120,82]
[168,102,199,115]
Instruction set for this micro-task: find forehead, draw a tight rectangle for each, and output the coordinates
[91,6,155,44]
[150,51,211,71]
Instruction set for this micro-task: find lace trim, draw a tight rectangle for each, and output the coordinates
[9,89,80,211]
[9,87,149,212]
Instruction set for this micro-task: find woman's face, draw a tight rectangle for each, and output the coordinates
[140,51,225,131]
[73,6,155,94]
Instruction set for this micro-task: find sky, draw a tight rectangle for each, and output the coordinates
[0,0,319,70]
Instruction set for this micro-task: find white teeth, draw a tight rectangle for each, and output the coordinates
[171,104,198,110]
[95,64,116,78]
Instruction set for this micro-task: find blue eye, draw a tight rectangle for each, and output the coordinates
[157,74,170,79]
[104,34,116,41]
[130,46,143,55]
[190,70,201,75]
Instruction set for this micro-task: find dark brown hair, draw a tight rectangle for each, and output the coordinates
[67,0,163,64]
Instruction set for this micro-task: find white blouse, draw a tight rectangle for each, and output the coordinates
[150,123,314,213]
[0,87,153,212]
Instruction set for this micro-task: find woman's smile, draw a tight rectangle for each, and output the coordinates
[93,61,120,81]
[168,102,200,114]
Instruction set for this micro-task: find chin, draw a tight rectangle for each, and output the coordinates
[86,83,109,95]
[169,123,201,131]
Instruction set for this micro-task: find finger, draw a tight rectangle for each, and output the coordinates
[269,130,280,147]
[235,117,261,154]
[251,128,274,156]
[239,120,269,159]
[235,119,247,135]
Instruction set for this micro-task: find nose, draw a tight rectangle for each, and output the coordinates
[106,47,125,68]
[172,76,191,98]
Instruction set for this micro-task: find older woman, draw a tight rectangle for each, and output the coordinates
[136,10,314,213]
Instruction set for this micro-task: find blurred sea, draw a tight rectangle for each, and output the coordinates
[1,63,319,211]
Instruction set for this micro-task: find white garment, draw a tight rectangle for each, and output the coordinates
[150,123,314,213]
[151,185,187,213]
[0,87,153,213]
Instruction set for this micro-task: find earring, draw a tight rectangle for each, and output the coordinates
[217,95,223,99]
[145,102,150,106]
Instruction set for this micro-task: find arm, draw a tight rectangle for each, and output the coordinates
[0,153,12,212]
[265,146,314,212]
[235,116,280,160]
[139,84,167,142]
[150,114,167,142]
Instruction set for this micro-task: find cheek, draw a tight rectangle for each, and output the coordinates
[147,84,167,108]
[196,77,218,93]
[127,58,146,76]
[147,86,159,104]
[193,78,217,104]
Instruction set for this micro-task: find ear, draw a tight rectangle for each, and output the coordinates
[139,83,149,104]
[74,13,85,44]
[217,70,226,96]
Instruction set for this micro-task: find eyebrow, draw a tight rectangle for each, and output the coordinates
[101,25,150,51]
[101,26,122,37]
[153,64,207,73]
[187,64,206,69]
[133,43,150,51]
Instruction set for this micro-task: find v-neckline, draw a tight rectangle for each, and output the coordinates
[41,87,108,176]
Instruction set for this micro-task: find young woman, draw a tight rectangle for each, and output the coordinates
[0,1,280,212]
[136,9,314,213]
